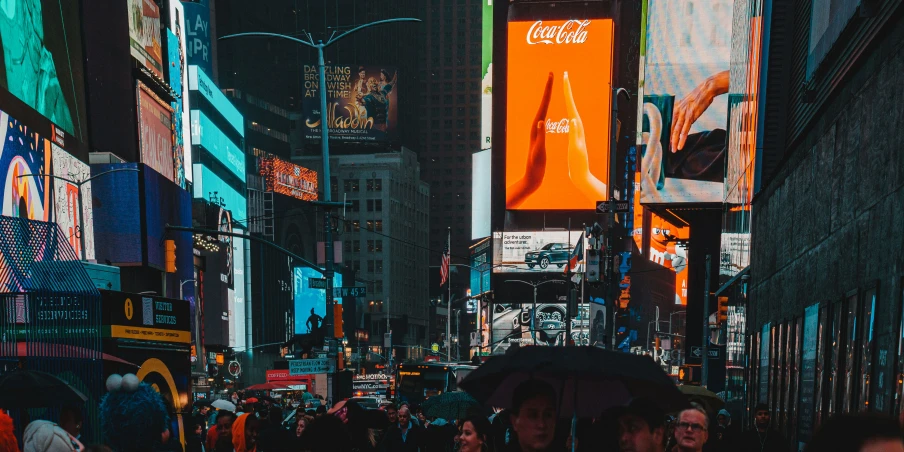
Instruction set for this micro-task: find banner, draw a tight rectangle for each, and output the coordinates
[137,82,175,181]
[101,291,191,344]
[302,64,399,142]
[128,0,164,78]
[492,230,584,273]
[505,19,614,210]
[182,0,214,77]
[171,0,193,184]
[50,145,95,260]
[259,157,318,201]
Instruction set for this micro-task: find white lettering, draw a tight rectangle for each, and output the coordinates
[545,118,571,133]
[527,20,591,45]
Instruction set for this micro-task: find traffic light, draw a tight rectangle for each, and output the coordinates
[337,352,345,370]
[165,240,176,273]
[333,304,344,338]
[717,296,729,325]
[654,336,661,350]
[678,364,701,384]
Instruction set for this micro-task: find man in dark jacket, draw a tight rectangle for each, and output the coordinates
[383,406,423,452]
[734,403,789,452]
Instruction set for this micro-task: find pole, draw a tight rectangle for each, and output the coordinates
[455,309,460,361]
[701,254,711,388]
[531,286,538,346]
[475,277,481,358]
[446,228,452,363]
[566,220,572,345]
[76,185,86,260]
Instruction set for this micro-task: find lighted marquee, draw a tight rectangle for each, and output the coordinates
[259,157,318,201]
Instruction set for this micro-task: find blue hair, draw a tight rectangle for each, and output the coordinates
[99,382,170,451]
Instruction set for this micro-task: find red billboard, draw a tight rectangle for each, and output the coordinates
[259,157,318,201]
[137,82,175,181]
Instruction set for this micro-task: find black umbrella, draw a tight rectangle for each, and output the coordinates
[421,391,482,421]
[459,346,686,418]
[193,399,213,408]
[0,370,88,409]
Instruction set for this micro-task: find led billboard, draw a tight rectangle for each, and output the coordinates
[137,82,175,181]
[0,0,88,141]
[191,165,246,220]
[191,110,246,182]
[182,0,214,77]
[0,111,48,221]
[259,157,318,201]
[302,64,399,142]
[481,0,493,149]
[471,149,491,239]
[188,66,243,137]
[170,0,192,184]
[50,145,95,260]
[491,302,589,353]
[505,19,614,210]
[128,0,164,78]
[492,230,584,273]
[637,0,732,204]
[293,267,341,335]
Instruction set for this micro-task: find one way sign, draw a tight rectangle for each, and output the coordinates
[596,200,630,214]
[690,346,720,359]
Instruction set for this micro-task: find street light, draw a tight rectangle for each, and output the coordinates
[219,17,420,403]
[505,280,566,345]
[18,167,140,260]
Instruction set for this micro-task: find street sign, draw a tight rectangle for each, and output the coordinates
[309,278,329,289]
[288,358,334,376]
[333,286,367,297]
[690,346,720,359]
[596,201,630,214]
[431,343,440,353]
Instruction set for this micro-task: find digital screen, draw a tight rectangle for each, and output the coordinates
[137,82,175,181]
[505,19,614,210]
[637,0,733,204]
[128,0,164,78]
[471,149,491,239]
[167,29,186,188]
[189,66,244,137]
[491,303,589,354]
[480,0,493,149]
[302,64,399,142]
[170,0,193,184]
[293,267,341,335]
[649,214,688,305]
[0,0,88,141]
[182,0,214,77]
[0,111,49,221]
[469,239,491,296]
[191,165,247,220]
[90,163,142,265]
[191,110,246,182]
[492,230,584,273]
[50,145,95,260]
[259,157,318,201]
[143,166,192,273]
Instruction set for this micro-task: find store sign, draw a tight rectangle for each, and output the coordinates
[289,358,334,376]
[101,290,191,343]
[259,157,318,201]
[128,0,164,77]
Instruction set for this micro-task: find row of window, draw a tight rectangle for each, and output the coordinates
[344,240,384,253]
[346,260,384,274]
[343,220,383,233]
[337,178,383,192]
[343,199,384,212]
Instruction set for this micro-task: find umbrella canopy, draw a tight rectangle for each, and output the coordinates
[245,397,259,404]
[193,399,213,408]
[421,391,482,421]
[246,382,288,391]
[0,370,88,409]
[679,385,724,411]
[211,399,236,411]
[459,346,686,418]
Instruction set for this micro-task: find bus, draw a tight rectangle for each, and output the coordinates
[396,362,477,406]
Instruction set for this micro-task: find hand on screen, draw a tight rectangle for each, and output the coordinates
[563,71,607,201]
[506,72,554,208]
[670,70,729,152]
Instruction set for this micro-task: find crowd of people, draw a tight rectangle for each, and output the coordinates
[2,376,904,451]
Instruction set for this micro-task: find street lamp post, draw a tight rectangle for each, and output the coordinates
[505,280,566,345]
[19,168,140,260]
[219,17,420,403]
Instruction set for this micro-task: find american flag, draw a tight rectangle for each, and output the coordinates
[440,233,450,287]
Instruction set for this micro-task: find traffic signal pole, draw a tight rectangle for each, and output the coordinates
[701,254,711,388]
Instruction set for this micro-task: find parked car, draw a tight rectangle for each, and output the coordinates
[524,243,570,269]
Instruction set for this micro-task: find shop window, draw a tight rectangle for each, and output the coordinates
[859,286,878,411]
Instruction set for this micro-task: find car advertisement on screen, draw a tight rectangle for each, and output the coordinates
[637,0,733,204]
[302,64,399,142]
[505,19,614,210]
[137,82,175,181]
[128,0,164,78]
[492,230,584,273]
[491,302,589,354]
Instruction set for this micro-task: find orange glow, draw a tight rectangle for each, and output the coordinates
[505,19,614,210]
[259,157,318,201]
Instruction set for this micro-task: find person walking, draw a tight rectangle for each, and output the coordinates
[383,406,424,452]
[735,404,789,452]
[507,380,559,452]
[673,407,709,452]
[458,415,494,452]
[617,398,666,452]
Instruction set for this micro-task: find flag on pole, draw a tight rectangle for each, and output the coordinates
[564,235,584,275]
[440,233,451,287]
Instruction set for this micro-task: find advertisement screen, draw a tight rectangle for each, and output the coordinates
[50,145,95,260]
[90,163,142,265]
[491,302,589,354]
[505,19,614,210]
[128,0,164,78]
[469,238,491,296]
[471,149,491,239]
[137,82,175,181]
[0,111,49,221]
[182,0,214,77]
[293,267,341,335]
[0,0,88,141]
[189,66,243,137]
[167,29,187,188]
[637,0,733,204]
[302,64,399,142]
[191,165,247,220]
[191,110,246,182]
[492,230,584,273]
[649,214,688,305]
[481,0,493,149]
[143,166,192,273]
[170,0,192,184]
[259,157,318,201]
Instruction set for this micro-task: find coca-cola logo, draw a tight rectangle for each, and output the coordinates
[527,20,591,45]
[545,118,571,134]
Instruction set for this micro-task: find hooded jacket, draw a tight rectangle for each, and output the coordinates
[23,421,78,452]
[232,413,257,452]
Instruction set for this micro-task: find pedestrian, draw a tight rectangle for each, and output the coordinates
[301,414,353,452]
[194,405,212,439]
[232,413,260,452]
[673,407,709,452]
[458,415,493,452]
[58,405,83,443]
[184,421,204,452]
[329,400,384,452]
[209,411,237,452]
[23,420,84,452]
[383,405,424,452]
[805,413,904,452]
[617,398,666,452]
[507,379,558,452]
[0,410,17,452]
[734,404,788,452]
[422,417,456,451]
[287,415,312,451]
[257,407,288,452]
[708,409,737,451]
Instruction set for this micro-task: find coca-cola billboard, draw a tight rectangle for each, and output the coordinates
[302,64,399,143]
[505,19,615,210]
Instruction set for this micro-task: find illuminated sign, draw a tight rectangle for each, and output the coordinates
[480,0,493,149]
[492,230,584,273]
[637,1,733,204]
[182,0,213,76]
[189,66,243,137]
[505,19,614,210]
[128,0,164,78]
[259,157,318,201]
[137,82,175,181]
[192,165,247,220]
[102,291,191,344]
[293,267,342,335]
[170,0,193,184]
[302,64,399,142]
[50,145,95,260]
[191,110,246,181]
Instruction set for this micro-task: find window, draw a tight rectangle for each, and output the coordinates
[375,221,383,232]
[348,200,360,212]
[375,200,382,211]
[807,0,860,78]
[842,291,858,412]
[344,179,360,192]
[330,177,338,195]
[367,260,375,272]
[374,280,383,294]
[859,286,878,411]
[343,240,360,253]
[367,200,374,212]
[350,260,361,272]
[375,260,383,273]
